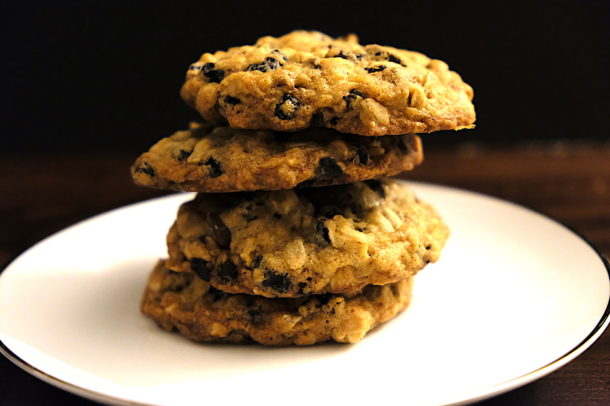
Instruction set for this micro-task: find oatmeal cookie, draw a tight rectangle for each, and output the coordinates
[131,122,423,192]
[180,30,475,136]
[166,179,448,298]
[142,259,413,345]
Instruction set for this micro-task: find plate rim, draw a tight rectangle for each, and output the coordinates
[1,182,609,406]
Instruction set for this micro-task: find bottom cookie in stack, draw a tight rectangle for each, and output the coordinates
[140,179,448,345]
[141,259,413,346]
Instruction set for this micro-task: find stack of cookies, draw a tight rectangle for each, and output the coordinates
[132,31,475,345]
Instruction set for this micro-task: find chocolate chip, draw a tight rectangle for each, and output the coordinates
[207,212,231,249]
[177,149,192,162]
[251,255,263,268]
[388,54,402,64]
[328,117,340,126]
[217,261,238,283]
[203,62,224,83]
[262,270,291,293]
[372,50,404,66]
[242,203,259,221]
[275,94,301,120]
[356,145,369,165]
[224,96,241,105]
[343,89,365,110]
[190,257,211,281]
[364,179,386,198]
[364,65,386,73]
[334,50,349,59]
[208,286,225,301]
[200,157,223,177]
[331,50,362,62]
[247,309,263,324]
[247,57,282,72]
[134,163,155,177]
[316,157,344,180]
[315,219,331,245]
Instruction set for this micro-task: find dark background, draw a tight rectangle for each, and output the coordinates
[2,2,610,405]
[2,0,610,153]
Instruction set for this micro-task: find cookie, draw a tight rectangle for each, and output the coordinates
[180,30,475,136]
[131,122,423,192]
[166,179,448,298]
[141,259,413,345]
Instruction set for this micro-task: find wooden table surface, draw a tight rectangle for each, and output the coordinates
[1,142,609,405]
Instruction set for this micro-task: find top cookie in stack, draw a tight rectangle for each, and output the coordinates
[180,30,475,136]
[134,31,474,345]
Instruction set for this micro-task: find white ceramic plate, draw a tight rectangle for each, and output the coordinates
[1,182,608,406]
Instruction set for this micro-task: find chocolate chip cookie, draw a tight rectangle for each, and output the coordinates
[141,259,413,345]
[131,122,423,192]
[166,179,448,298]
[181,30,475,136]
